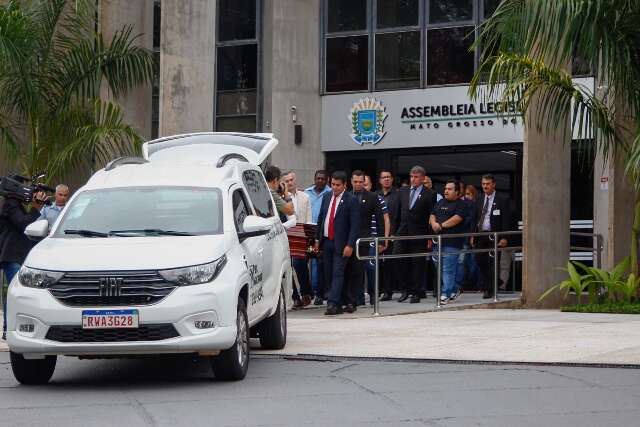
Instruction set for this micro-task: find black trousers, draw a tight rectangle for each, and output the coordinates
[397,239,426,295]
[381,243,398,294]
[344,244,367,306]
[474,236,495,294]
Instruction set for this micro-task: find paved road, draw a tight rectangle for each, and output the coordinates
[1,353,639,426]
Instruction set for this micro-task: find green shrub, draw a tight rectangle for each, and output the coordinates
[562,302,640,314]
[540,257,639,305]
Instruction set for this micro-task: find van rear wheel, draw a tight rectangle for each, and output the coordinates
[10,352,56,385]
[211,299,249,381]
[258,283,287,350]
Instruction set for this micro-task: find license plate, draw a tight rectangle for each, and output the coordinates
[82,309,139,329]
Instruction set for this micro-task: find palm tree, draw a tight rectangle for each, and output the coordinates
[469,0,640,274]
[0,0,155,179]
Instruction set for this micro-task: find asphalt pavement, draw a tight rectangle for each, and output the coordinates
[1,353,639,426]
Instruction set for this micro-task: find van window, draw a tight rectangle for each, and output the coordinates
[242,170,274,218]
[232,189,252,233]
[54,187,223,237]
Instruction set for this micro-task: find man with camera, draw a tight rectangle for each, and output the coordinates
[0,190,47,340]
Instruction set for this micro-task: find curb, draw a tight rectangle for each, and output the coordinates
[254,353,640,369]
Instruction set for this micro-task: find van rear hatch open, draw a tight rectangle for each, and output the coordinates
[142,133,278,166]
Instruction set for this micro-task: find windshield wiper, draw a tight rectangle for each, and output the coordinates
[64,229,110,238]
[109,229,195,236]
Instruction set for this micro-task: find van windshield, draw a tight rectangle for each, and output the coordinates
[54,187,223,237]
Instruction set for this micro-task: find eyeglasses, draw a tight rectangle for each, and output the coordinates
[380,176,392,179]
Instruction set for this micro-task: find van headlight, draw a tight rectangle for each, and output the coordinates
[18,267,64,288]
[159,256,227,286]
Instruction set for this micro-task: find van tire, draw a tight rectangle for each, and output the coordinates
[258,283,287,350]
[211,299,249,381]
[10,352,56,385]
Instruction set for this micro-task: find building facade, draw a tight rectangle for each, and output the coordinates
[99,0,631,304]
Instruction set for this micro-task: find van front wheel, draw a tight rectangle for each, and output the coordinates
[211,299,249,381]
[10,352,56,385]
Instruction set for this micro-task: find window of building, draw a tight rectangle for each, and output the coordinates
[375,31,421,89]
[429,0,473,23]
[215,0,260,132]
[427,26,475,85]
[483,0,501,18]
[242,170,274,218]
[326,36,369,92]
[377,0,419,28]
[328,0,368,32]
[323,1,492,93]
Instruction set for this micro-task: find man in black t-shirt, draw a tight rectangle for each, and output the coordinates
[429,180,468,304]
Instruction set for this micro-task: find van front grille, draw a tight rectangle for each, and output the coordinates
[49,270,176,307]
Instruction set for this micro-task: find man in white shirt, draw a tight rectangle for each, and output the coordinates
[282,171,313,308]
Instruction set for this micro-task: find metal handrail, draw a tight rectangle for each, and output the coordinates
[356,230,603,315]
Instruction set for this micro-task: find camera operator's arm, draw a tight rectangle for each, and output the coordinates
[3,195,43,232]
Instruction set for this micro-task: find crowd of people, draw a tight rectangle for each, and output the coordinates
[266,165,513,316]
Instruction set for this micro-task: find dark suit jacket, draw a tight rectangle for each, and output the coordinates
[396,185,436,236]
[0,196,40,264]
[352,190,384,248]
[474,192,512,234]
[315,191,361,252]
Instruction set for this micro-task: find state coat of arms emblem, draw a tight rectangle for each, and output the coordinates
[349,98,387,145]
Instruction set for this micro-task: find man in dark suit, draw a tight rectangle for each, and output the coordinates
[473,174,513,298]
[377,169,400,301]
[314,171,360,315]
[348,170,384,310]
[395,166,436,303]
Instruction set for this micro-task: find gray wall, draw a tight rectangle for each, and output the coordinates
[262,0,323,188]
[160,1,216,135]
[100,0,154,141]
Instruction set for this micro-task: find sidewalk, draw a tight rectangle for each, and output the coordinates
[256,308,640,366]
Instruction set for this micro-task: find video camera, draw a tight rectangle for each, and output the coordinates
[0,172,55,205]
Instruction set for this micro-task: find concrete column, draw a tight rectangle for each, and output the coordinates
[593,137,636,271]
[100,0,154,140]
[522,101,572,308]
[159,1,215,135]
[262,0,323,186]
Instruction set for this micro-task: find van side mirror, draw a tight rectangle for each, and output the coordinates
[25,219,49,240]
[238,216,272,240]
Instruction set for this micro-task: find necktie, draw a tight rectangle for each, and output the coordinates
[478,195,490,230]
[328,195,337,240]
[409,187,418,209]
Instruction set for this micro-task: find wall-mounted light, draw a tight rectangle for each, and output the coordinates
[290,105,297,123]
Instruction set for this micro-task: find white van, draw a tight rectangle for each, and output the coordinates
[7,133,291,383]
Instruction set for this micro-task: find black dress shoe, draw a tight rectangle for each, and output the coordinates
[344,304,357,313]
[417,291,427,299]
[397,291,409,302]
[379,293,392,301]
[325,304,343,315]
[409,295,421,303]
[482,291,493,299]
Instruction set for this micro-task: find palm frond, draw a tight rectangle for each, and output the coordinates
[470,52,618,159]
[48,99,142,178]
[54,26,155,108]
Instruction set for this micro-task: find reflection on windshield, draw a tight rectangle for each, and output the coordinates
[55,187,222,237]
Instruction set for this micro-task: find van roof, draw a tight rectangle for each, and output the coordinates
[83,162,254,191]
[142,132,278,166]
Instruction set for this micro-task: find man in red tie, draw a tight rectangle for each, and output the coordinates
[314,171,360,315]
